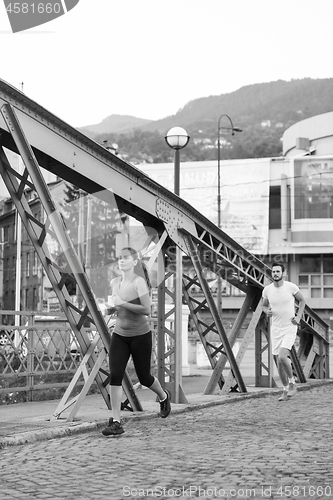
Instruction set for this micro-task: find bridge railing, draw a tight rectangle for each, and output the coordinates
[0,311,159,404]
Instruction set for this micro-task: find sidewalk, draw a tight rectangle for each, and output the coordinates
[1,364,333,449]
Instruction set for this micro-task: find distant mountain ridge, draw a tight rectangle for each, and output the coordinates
[77,78,333,163]
[79,78,333,137]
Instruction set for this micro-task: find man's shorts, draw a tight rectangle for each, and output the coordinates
[271,326,297,356]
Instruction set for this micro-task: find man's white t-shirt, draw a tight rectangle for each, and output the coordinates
[262,280,299,336]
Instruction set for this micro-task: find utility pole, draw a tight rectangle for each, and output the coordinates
[85,195,92,282]
[14,185,22,326]
[76,189,85,309]
[15,81,24,326]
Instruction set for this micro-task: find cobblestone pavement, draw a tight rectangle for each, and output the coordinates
[1,385,333,500]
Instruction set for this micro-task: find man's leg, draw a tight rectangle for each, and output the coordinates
[277,347,297,397]
[277,347,293,382]
[275,350,289,401]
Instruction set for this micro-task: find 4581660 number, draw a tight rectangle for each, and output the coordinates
[276,485,332,497]
[6,3,62,14]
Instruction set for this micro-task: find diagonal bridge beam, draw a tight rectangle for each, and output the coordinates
[0,103,142,416]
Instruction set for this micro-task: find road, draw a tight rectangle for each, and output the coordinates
[2,384,333,500]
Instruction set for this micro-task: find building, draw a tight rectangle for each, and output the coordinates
[0,179,68,319]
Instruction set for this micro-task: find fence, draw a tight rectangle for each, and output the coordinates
[0,311,159,404]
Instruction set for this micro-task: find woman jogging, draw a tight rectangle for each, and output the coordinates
[102,247,171,436]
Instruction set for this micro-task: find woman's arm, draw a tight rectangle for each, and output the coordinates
[113,277,151,315]
[105,278,117,315]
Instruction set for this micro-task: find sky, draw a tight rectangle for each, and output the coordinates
[0,0,332,129]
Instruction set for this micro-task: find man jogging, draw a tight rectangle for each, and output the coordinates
[262,263,306,401]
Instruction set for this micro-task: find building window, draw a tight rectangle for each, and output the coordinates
[294,159,333,219]
[269,186,281,229]
[5,258,9,280]
[33,251,38,275]
[286,185,291,228]
[33,288,38,310]
[26,252,30,277]
[12,256,16,279]
[298,254,333,299]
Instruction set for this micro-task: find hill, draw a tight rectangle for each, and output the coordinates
[79,114,151,137]
[79,78,333,163]
[140,78,333,132]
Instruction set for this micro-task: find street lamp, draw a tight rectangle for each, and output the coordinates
[216,115,242,315]
[165,126,190,196]
[164,126,190,403]
[217,115,242,229]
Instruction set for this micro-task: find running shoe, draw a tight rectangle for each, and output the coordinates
[102,417,124,436]
[278,390,289,402]
[287,382,297,397]
[159,390,171,418]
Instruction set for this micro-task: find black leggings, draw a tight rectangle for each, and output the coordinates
[109,331,155,387]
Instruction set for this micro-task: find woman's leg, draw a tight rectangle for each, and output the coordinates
[109,333,131,422]
[110,386,123,423]
[130,332,166,400]
[148,377,168,401]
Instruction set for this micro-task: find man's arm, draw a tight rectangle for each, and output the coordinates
[292,290,306,325]
[262,297,272,317]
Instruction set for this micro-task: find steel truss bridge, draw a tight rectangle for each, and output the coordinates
[0,79,329,420]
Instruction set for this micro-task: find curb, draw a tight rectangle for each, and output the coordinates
[0,421,104,449]
[1,379,333,449]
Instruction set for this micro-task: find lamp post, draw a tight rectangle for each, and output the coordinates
[216,115,242,315]
[165,127,190,195]
[165,126,190,403]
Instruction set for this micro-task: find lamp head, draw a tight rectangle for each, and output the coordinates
[165,127,190,150]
